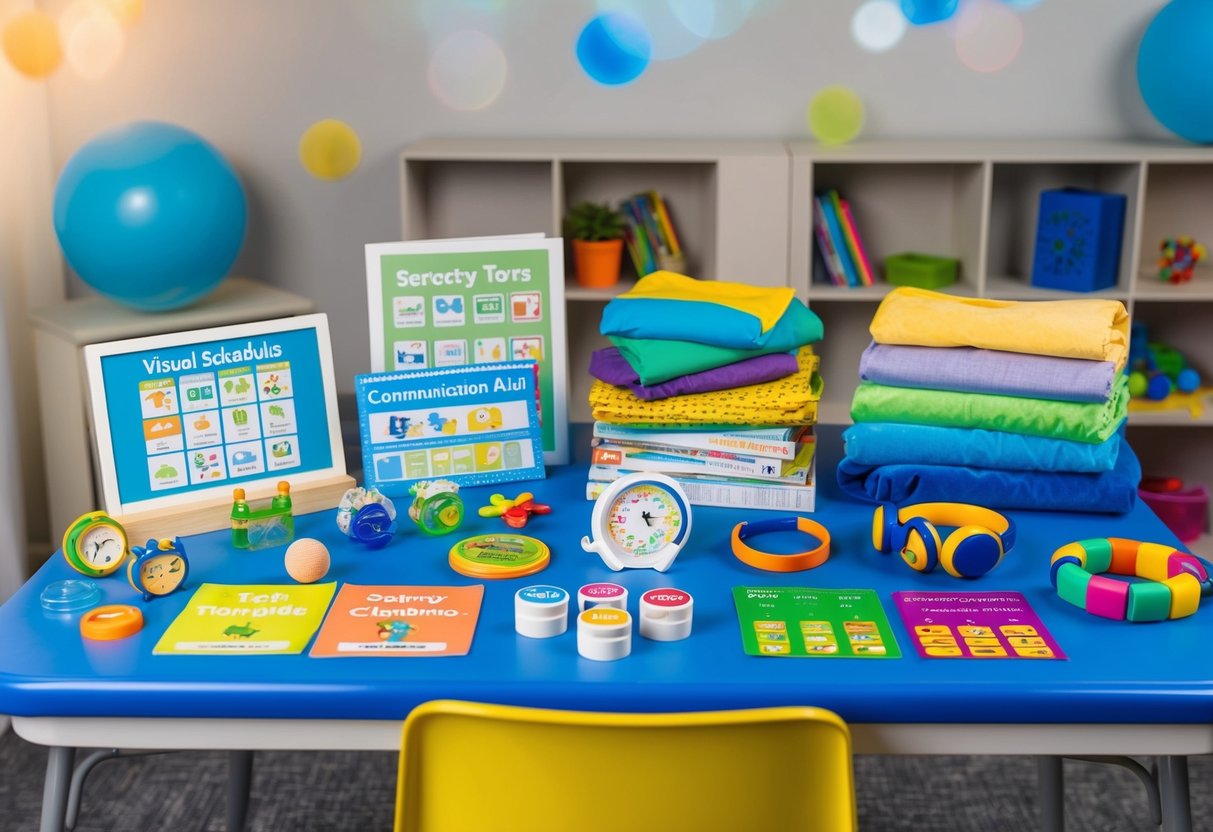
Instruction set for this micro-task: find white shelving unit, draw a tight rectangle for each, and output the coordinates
[400,139,1213,529]
[400,139,790,422]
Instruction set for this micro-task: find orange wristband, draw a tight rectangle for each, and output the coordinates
[731,517,831,573]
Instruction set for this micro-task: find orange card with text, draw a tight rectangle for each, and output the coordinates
[309,584,484,657]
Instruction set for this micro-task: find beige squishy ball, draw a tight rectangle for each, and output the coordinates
[284,538,330,584]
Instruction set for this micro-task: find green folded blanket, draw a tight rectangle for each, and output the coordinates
[850,375,1128,444]
[610,335,800,386]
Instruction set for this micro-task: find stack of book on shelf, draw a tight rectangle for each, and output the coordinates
[836,287,1142,514]
[588,271,825,511]
[620,191,685,277]
[812,188,874,288]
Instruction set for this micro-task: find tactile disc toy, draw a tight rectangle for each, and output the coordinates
[449,534,550,579]
[80,605,144,641]
[581,472,691,572]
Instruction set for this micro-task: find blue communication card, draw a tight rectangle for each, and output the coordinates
[356,361,545,496]
[96,326,336,507]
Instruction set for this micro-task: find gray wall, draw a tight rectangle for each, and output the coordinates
[42,0,1170,390]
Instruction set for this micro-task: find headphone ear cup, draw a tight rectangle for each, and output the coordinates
[872,502,900,554]
[900,519,940,573]
[940,526,1004,578]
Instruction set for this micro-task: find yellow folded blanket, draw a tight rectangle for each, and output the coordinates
[590,348,822,426]
[869,287,1130,371]
[616,270,795,334]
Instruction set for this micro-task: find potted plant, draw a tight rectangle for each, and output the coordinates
[565,201,626,289]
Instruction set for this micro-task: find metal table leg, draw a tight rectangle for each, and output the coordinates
[1037,755,1064,832]
[1158,756,1192,832]
[227,750,254,831]
[40,746,75,832]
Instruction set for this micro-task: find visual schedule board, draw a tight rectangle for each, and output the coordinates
[365,235,568,465]
[84,314,346,516]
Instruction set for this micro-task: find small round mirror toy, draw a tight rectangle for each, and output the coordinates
[409,480,465,536]
[127,538,189,601]
[582,472,692,572]
[337,487,397,548]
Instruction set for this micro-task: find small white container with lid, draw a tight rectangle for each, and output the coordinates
[639,588,694,642]
[577,607,632,661]
[514,585,569,638]
[578,581,628,612]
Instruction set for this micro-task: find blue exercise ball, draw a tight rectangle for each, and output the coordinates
[53,121,247,311]
[1137,0,1213,144]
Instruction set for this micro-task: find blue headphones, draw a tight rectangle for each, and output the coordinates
[872,502,1016,579]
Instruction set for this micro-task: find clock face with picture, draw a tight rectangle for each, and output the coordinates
[62,511,130,578]
[607,483,686,556]
[582,473,692,573]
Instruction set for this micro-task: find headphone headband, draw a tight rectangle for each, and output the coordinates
[895,503,1016,551]
[1050,537,1213,622]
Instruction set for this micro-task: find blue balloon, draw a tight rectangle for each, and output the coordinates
[576,13,651,86]
[53,121,247,311]
[900,0,959,25]
[1137,0,1213,144]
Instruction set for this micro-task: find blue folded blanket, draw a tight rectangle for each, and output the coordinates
[836,436,1141,514]
[842,422,1124,473]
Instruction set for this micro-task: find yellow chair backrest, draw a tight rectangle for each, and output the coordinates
[395,700,856,832]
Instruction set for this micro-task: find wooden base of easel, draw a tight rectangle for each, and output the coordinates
[115,474,357,545]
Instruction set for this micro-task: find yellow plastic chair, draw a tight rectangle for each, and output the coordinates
[395,700,856,832]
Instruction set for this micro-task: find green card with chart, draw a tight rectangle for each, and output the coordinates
[365,235,568,464]
[733,586,901,658]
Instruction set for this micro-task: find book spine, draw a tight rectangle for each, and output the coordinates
[812,196,846,286]
[832,191,874,286]
[591,443,796,481]
[819,192,859,287]
[623,199,657,274]
[649,191,682,257]
[591,423,798,460]
[587,465,816,512]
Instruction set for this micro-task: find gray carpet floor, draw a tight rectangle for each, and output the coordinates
[0,729,1208,831]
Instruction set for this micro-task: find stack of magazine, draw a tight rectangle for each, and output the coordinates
[586,422,816,512]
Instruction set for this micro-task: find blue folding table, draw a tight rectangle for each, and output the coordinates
[0,427,1209,831]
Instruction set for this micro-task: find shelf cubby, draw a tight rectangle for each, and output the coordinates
[986,162,1141,294]
[1136,161,1213,297]
[401,158,554,241]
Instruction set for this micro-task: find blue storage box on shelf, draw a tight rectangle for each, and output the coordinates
[1031,188,1126,292]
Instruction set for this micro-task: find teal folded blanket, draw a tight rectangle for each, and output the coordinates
[611,337,802,386]
[842,422,1123,473]
[850,375,1129,444]
[836,436,1140,514]
[602,296,823,351]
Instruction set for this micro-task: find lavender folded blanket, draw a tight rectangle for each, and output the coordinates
[589,347,799,401]
[859,342,1116,403]
[836,436,1141,514]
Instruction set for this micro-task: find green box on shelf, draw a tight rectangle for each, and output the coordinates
[884,253,960,289]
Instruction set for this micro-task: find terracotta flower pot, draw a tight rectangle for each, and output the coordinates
[572,238,624,289]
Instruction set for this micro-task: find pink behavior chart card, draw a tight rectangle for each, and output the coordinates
[892,591,1066,660]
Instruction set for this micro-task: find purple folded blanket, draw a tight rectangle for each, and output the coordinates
[589,347,799,401]
[859,342,1117,403]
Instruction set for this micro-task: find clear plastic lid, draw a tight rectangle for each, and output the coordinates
[41,579,102,614]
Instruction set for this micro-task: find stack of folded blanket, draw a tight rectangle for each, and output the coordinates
[837,287,1141,514]
[585,271,825,509]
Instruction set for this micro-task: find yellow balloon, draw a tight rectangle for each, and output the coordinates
[101,0,145,29]
[807,86,865,145]
[2,10,63,79]
[298,119,362,181]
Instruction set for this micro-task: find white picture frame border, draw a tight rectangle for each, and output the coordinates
[83,313,348,517]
